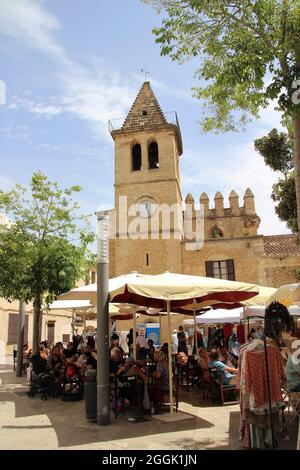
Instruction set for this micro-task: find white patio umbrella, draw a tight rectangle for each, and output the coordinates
[267,282,300,307]
[245,305,300,318]
[60,272,259,415]
[110,271,259,414]
[183,308,243,325]
[58,272,146,303]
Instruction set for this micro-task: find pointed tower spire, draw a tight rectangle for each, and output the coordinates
[229,190,240,215]
[109,81,183,155]
[214,191,224,217]
[200,192,209,217]
[122,82,167,132]
[244,188,255,214]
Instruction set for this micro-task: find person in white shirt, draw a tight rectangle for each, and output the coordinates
[136,331,149,360]
[171,329,178,355]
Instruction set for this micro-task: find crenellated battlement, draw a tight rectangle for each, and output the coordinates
[183,188,260,239]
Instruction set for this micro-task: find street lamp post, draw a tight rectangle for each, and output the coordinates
[16,300,25,377]
[96,210,110,426]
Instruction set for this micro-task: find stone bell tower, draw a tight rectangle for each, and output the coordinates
[108,81,184,276]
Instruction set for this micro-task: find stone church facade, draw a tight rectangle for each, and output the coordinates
[1,81,299,356]
[108,81,300,287]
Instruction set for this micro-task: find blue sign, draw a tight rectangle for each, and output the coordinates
[146,323,160,346]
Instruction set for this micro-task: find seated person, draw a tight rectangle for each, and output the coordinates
[22,343,31,370]
[208,349,238,385]
[47,344,66,376]
[153,350,169,393]
[198,347,210,382]
[285,355,300,392]
[161,343,169,358]
[31,347,49,374]
[117,357,147,382]
[85,351,97,370]
[39,344,48,361]
[111,356,147,407]
[109,346,124,375]
[39,342,49,358]
[63,342,77,362]
[220,345,238,368]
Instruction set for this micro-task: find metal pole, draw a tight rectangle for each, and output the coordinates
[263,335,276,450]
[71,310,75,339]
[133,312,137,360]
[16,301,26,377]
[96,210,110,426]
[159,311,162,340]
[193,312,198,358]
[167,299,173,415]
[243,306,247,340]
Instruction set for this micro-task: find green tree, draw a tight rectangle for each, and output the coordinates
[0,172,94,354]
[144,0,300,235]
[254,127,297,231]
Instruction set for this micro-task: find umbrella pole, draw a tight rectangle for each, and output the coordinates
[263,335,276,450]
[166,299,173,415]
[71,310,75,338]
[243,306,247,340]
[133,313,137,360]
[159,312,162,343]
[193,311,198,358]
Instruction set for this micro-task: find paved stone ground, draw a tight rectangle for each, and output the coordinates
[0,364,298,450]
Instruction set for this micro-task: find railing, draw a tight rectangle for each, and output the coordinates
[108,111,181,133]
[108,118,126,133]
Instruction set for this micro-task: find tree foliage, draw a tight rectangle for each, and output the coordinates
[255,128,296,231]
[143,0,300,234]
[254,128,293,173]
[144,0,300,130]
[0,172,95,352]
[272,172,297,232]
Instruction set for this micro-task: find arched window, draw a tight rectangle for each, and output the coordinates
[148,141,159,169]
[132,144,142,171]
[211,226,224,238]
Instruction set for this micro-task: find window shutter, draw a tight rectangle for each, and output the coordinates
[227,259,235,280]
[8,313,29,344]
[62,334,70,344]
[8,314,18,344]
[205,261,214,277]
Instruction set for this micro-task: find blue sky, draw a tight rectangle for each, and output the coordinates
[0,0,289,235]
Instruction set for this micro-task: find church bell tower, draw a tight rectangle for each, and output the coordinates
[108,81,184,276]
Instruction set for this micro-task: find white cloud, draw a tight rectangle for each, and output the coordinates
[256,102,284,134]
[10,97,63,117]
[181,139,290,236]
[58,66,135,139]
[0,0,67,62]
[0,122,32,140]
[131,73,193,102]
[0,174,16,191]
[0,0,136,138]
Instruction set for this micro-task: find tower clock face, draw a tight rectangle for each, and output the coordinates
[138,198,157,218]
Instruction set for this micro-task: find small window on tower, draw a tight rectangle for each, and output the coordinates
[132,143,142,171]
[142,110,148,116]
[148,141,159,169]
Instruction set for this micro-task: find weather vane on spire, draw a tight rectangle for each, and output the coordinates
[141,67,150,82]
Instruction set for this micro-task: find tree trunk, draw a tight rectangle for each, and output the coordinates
[294,111,300,243]
[32,295,42,355]
[16,300,26,377]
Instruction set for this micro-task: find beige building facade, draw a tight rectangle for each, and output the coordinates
[108,82,300,287]
[1,81,300,354]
